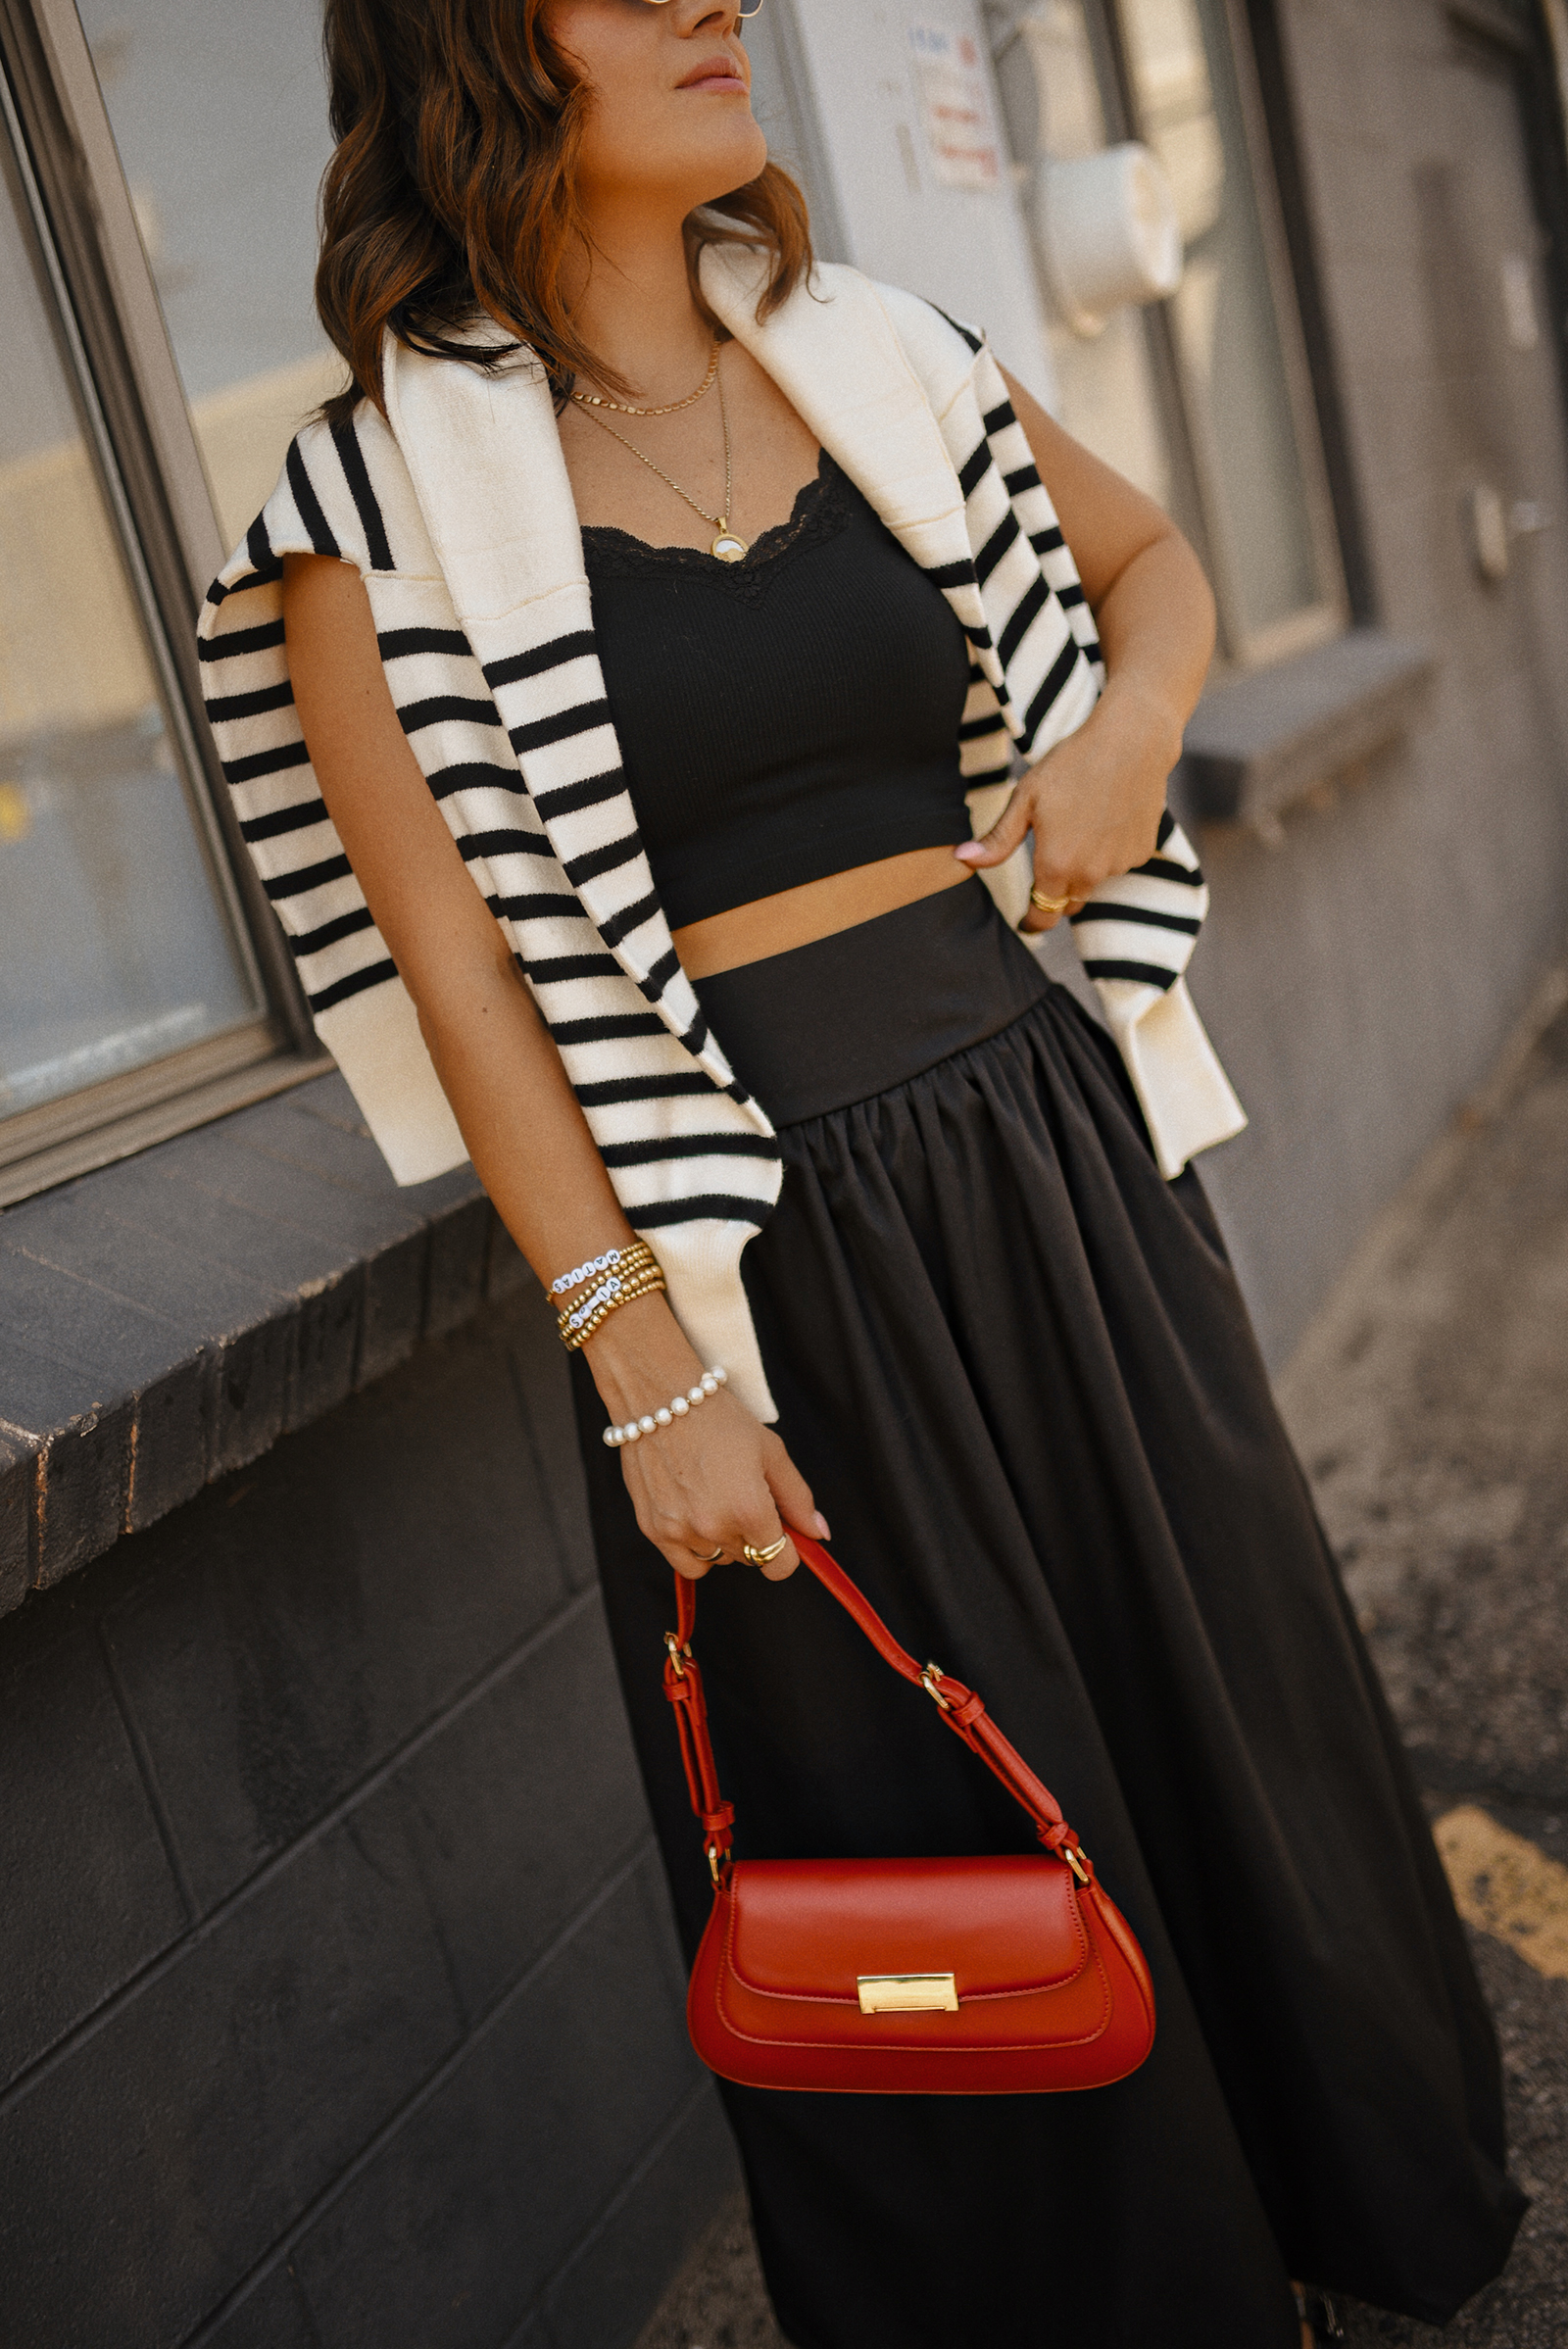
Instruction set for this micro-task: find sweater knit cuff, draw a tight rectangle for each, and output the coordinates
[646,1219,778,1423]
[1094,974,1248,1179]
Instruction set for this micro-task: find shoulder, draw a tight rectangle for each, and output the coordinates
[199,397,438,639]
[809,263,989,411]
[278,405,431,578]
[864,276,984,366]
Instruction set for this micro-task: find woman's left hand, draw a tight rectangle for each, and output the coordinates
[956,364,1217,930]
[953,677,1184,931]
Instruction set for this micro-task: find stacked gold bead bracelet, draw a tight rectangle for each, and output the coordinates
[555,1239,665,1349]
[603,1366,727,1446]
[551,1239,658,1301]
[558,1265,666,1349]
[551,1242,653,1299]
[552,1240,658,1311]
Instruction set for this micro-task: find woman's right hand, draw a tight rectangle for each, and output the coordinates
[584,1294,826,1581]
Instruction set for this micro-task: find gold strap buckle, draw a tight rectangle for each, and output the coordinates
[1061,1844,1091,1885]
[664,1631,689,1678]
[919,1662,952,1712]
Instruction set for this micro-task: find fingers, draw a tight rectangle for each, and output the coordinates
[762,1433,830,1549]
[952,783,1027,871]
[953,777,1085,929]
[633,1479,798,1584]
[1017,850,1086,932]
[661,1522,796,1582]
[729,1490,799,1583]
[621,1409,831,1590]
[1021,797,1089,932]
[1018,872,1086,933]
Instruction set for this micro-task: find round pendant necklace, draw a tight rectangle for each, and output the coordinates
[574,357,750,563]
[569,337,720,417]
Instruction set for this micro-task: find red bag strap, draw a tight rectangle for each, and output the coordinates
[662,1529,1094,1887]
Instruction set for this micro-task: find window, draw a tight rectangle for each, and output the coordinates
[74,0,340,548]
[0,4,316,1205]
[989,0,1345,667]
[0,0,328,1206]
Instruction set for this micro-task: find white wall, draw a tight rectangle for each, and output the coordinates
[748,0,1060,407]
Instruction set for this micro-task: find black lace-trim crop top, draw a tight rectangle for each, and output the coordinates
[580,449,974,933]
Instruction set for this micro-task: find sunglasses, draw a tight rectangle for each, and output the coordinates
[636,1,767,16]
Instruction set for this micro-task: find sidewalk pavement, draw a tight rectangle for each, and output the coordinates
[637,967,1568,2349]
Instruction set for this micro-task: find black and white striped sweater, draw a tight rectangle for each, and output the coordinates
[198,251,1244,1416]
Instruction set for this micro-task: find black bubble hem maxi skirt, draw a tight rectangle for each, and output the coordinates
[572,880,1523,2349]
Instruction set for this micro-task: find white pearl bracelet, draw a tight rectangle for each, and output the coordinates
[603,1366,727,1446]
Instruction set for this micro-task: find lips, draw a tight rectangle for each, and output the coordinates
[677,55,747,91]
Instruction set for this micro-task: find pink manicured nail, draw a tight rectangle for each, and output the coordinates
[813,1512,832,1540]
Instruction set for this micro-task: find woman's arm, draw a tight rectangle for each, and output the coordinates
[954,367,1217,930]
[282,552,820,1577]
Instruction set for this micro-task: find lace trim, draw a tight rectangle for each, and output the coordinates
[581,450,855,603]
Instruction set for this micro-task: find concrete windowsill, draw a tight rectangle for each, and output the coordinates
[1176,629,1437,831]
[0,1072,530,1617]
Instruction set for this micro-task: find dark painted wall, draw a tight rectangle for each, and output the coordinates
[1190,0,1568,1364]
[0,1295,735,2349]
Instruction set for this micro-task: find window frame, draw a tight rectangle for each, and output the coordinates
[1005,0,1350,671]
[0,0,324,1210]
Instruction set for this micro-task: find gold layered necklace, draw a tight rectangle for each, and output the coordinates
[570,338,720,417]
[570,344,750,564]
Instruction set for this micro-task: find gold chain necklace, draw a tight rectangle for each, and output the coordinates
[574,359,749,563]
[569,337,720,417]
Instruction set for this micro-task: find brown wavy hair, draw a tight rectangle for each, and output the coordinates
[315,0,811,422]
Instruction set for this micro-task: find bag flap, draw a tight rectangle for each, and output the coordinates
[726,1855,1089,2004]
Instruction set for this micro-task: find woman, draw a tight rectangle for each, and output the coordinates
[199,3,1523,2342]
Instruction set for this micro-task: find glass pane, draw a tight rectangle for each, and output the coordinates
[1118,0,1327,644]
[998,0,1176,507]
[77,0,340,548]
[0,126,259,1125]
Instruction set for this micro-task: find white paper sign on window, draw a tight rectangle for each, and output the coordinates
[908,21,1003,192]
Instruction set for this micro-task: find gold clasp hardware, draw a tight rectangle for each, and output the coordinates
[1061,1844,1091,1885]
[708,1846,729,1886]
[857,1973,959,2014]
[919,1662,952,1712]
[663,1631,690,1677]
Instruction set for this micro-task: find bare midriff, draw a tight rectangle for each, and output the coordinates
[670,845,975,980]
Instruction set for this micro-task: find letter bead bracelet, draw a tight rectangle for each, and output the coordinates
[554,1239,665,1351]
[603,1366,727,1446]
[552,1244,648,1297]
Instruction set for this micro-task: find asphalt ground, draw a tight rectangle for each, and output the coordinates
[637,972,1568,2349]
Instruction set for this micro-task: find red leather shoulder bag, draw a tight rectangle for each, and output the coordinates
[662,1530,1156,2095]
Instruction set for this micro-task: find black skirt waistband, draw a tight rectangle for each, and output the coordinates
[691,878,1054,1127]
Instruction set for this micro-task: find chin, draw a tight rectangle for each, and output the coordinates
[679,117,770,207]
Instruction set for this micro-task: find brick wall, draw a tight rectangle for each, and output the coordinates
[0,1296,735,2349]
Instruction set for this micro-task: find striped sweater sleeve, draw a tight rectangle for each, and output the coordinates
[198,404,787,1415]
[199,425,397,1023]
[941,332,1246,1172]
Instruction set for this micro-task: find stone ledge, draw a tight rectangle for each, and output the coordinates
[0,1072,529,1613]
[1176,629,1437,831]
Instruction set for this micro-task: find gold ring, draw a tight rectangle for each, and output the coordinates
[696,1544,724,1564]
[1029,888,1072,914]
[741,1536,789,1567]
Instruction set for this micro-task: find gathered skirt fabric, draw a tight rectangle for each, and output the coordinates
[571,881,1522,2349]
